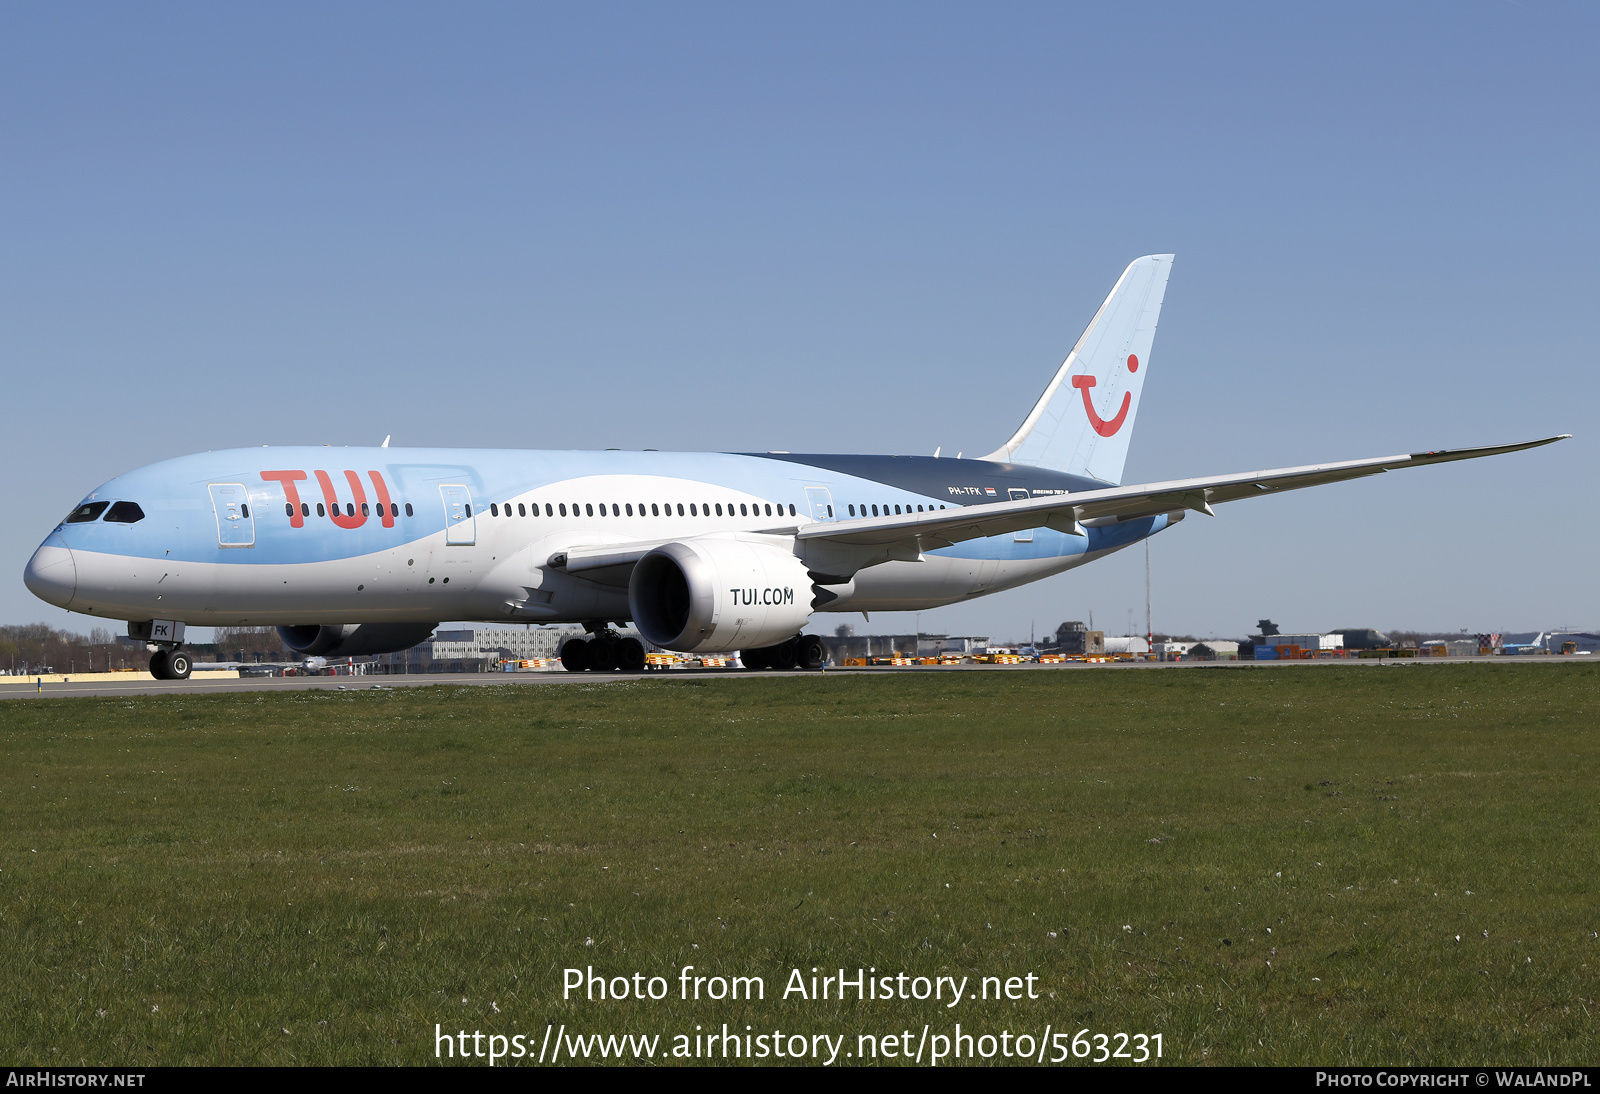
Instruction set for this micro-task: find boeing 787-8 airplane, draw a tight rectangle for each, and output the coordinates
[24,256,1567,677]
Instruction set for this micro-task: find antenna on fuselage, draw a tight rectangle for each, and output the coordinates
[381,435,391,448]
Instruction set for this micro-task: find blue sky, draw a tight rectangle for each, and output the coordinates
[3,2,1594,642]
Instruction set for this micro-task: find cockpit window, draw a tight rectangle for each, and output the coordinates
[66,501,111,523]
[103,501,145,524]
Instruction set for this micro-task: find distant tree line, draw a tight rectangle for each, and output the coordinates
[211,626,293,659]
[0,622,293,674]
[0,623,129,675]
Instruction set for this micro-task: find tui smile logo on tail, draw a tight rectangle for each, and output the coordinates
[1070,354,1139,437]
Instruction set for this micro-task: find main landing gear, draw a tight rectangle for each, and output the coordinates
[741,634,827,672]
[558,626,827,673]
[148,648,192,680]
[560,625,646,673]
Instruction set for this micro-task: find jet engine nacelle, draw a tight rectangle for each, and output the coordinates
[276,621,439,657]
[629,538,813,653]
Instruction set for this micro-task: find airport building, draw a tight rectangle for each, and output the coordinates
[1419,638,1483,657]
[368,625,591,672]
[821,633,990,663]
[918,634,991,657]
[1262,633,1344,651]
[1252,633,1348,660]
[1046,621,1106,656]
[428,626,591,663]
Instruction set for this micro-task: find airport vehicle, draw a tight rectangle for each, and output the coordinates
[24,255,1567,678]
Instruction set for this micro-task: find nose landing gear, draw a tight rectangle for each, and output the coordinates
[148,648,192,680]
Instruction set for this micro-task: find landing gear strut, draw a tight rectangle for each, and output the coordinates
[560,624,646,672]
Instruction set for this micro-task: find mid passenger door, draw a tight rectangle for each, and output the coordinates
[439,484,476,546]
[804,486,836,522]
[1009,488,1033,542]
[208,483,255,548]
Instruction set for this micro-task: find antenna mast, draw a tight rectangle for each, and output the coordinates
[1145,539,1153,653]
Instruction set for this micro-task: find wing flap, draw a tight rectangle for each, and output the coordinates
[555,541,661,573]
[551,531,805,587]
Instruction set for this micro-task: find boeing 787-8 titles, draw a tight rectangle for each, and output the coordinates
[24,256,1568,678]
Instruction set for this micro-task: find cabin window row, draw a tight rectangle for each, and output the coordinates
[70,496,947,530]
[847,503,944,517]
[284,501,416,519]
[270,498,945,522]
[486,501,799,519]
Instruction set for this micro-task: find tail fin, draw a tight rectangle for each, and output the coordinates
[981,254,1173,484]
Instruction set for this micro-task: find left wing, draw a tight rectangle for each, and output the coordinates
[796,435,1569,562]
[548,435,1568,584]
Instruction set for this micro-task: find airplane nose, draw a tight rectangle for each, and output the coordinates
[24,535,76,609]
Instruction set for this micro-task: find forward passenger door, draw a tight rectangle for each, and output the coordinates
[208,483,255,548]
[439,484,476,546]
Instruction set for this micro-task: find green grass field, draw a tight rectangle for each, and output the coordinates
[1,664,1596,1066]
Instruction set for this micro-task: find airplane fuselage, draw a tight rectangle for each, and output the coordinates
[26,446,1173,629]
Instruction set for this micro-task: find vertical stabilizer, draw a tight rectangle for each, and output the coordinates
[981,254,1172,484]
